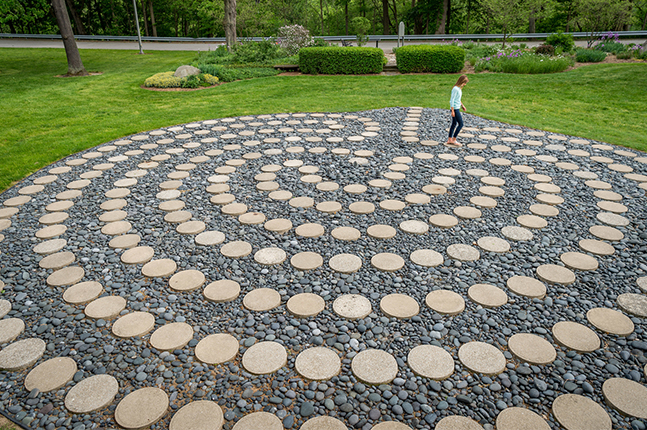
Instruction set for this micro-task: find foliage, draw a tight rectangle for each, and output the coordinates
[144,71,219,88]
[196,64,279,82]
[299,47,384,74]
[546,32,575,52]
[396,45,465,73]
[276,24,313,56]
[475,50,573,73]
[575,48,607,62]
[572,0,635,47]
[309,38,330,48]
[535,45,555,56]
[231,39,284,64]
[480,0,528,47]
[351,17,371,47]
[591,34,628,54]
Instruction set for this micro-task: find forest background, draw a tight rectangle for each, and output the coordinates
[3,0,647,40]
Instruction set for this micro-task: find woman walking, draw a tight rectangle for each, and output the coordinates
[447,75,469,147]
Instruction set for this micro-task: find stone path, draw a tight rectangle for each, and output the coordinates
[0,107,646,429]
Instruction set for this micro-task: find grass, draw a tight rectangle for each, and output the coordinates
[0,48,646,192]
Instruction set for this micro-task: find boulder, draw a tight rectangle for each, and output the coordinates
[174,65,201,78]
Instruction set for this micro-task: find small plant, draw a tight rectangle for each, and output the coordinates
[144,72,219,88]
[535,44,555,56]
[231,39,283,64]
[575,49,607,63]
[546,32,574,52]
[277,24,314,56]
[593,41,627,54]
[195,64,279,82]
[520,43,527,49]
[309,38,329,48]
[351,17,371,47]
[474,49,573,74]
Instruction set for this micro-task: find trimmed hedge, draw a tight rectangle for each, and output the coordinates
[396,45,465,73]
[299,47,385,74]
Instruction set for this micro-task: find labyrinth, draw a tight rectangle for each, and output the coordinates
[0,107,646,430]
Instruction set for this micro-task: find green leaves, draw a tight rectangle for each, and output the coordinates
[299,47,385,74]
[395,45,465,73]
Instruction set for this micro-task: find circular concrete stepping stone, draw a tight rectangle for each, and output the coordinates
[597,201,627,213]
[36,224,67,239]
[4,195,31,206]
[115,387,169,429]
[195,333,239,364]
[470,196,497,208]
[169,401,224,430]
[501,226,533,241]
[552,321,600,352]
[508,333,556,364]
[211,194,235,205]
[316,201,342,213]
[332,226,361,241]
[33,238,67,255]
[333,295,372,320]
[371,253,405,271]
[453,206,481,219]
[352,349,398,385]
[254,247,287,265]
[221,241,252,258]
[269,190,292,201]
[101,220,132,235]
[458,341,506,375]
[243,288,281,311]
[47,266,84,286]
[405,193,431,204]
[39,212,69,225]
[407,345,454,380]
[425,290,465,315]
[164,210,192,223]
[480,186,505,197]
[594,190,622,201]
[239,212,266,225]
[177,220,206,234]
[422,184,447,195]
[329,254,362,273]
[242,341,287,375]
[638,277,647,293]
[63,281,103,304]
[120,246,154,265]
[496,407,550,430]
[232,412,283,430]
[264,219,292,234]
[349,201,375,214]
[410,249,444,267]
[590,225,624,241]
[597,212,629,227]
[112,312,155,338]
[64,374,119,413]
[142,258,177,277]
[560,252,598,271]
[617,293,647,317]
[160,200,187,211]
[380,200,406,211]
[371,422,412,430]
[435,416,483,430]
[300,416,347,430]
[586,308,634,336]
[295,347,341,380]
[296,223,325,238]
[25,357,77,392]
[602,378,647,419]
[552,394,611,430]
[477,236,510,253]
[506,276,546,298]
[289,196,315,208]
[39,251,75,270]
[84,296,126,319]
[468,284,508,308]
[196,231,226,246]
[517,215,547,229]
[99,210,127,222]
[367,224,397,239]
[380,294,419,319]
[150,322,194,351]
[0,300,11,318]
[0,207,19,219]
[222,203,247,216]
[204,280,240,303]
[0,318,24,344]
[287,293,325,317]
[0,338,45,371]
[46,200,74,212]
[447,244,480,261]
[537,264,576,285]
[536,194,564,205]
[291,252,323,271]
[579,239,615,256]
[399,220,429,235]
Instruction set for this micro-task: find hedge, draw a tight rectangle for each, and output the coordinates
[299,47,385,74]
[396,45,465,73]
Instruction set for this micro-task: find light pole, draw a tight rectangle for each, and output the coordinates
[132,0,144,54]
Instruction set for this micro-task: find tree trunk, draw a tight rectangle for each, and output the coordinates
[465,0,470,33]
[345,1,349,35]
[51,0,88,75]
[149,0,157,37]
[565,8,571,32]
[224,0,237,48]
[174,9,178,37]
[382,0,390,35]
[8,20,16,34]
[529,14,536,33]
[65,0,86,35]
[485,16,490,34]
[320,0,324,35]
[435,0,449,34]
[642,9,647,30]
[141,0,149,36]
[389,0,397,33]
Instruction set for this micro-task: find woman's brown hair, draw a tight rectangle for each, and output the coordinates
[455,75,469,87]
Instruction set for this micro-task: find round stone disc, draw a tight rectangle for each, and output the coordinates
[530,204,559,217]
[232,412,283,430]
[371,253,405,271]
[371,422,412,430]
[410,249,444,267]
[407,345,454,380]
[63,281,103,304]
[33,238,67,255]
[291,252,323,271]
[295,347,341,380]
[142,258,177,277]
[0,300,11,318]
[242,341,287,375]
[195,333,239,365]
[560,252,598,271]
[254,247,287,266]
[447,244,480,261]
[508,333,556,364]
[150,322,194,351]
[329,253,362,273]
[380,294,419,319]
[109,234,141,249]
[537,264,576,285]
[112,312,156,338]
[295,223,325,238]
[65,374,119,413]
[517,215,547,229]
[300,416,347,430]
[429,214,458,228]
[552,321,600,353]
[169,269,206,291]
[331,226,361,241]
[367,224,397,239]
[177,220,206,234]
[351,349,398,385]
[590,225,624,241]
[586,308,634,336]
[579,239,615,256]
[287,293,325,317]
[0,338,45,371]
[552,394,611,430]
[458,341,506,375]
[264,219,293,234]
[243,288,281,311]
[425,290,465,315]
[169,401,224,430]
[602,378,647,419]
[195,230,226,246]
[115,387,169,429]
[617,293,647,317]
[25,357,77,392]
[221,241,252,258]
[120,246,154,264]
[47,266,85,286]
[435,416,483,430]
[496,407,550,430]
[333,295,372,320]
[468,284,508,308]
[84,296,126,319]
[203,280,240,303]
[506,276,546,299]
[0,318,25,343]
[477,236,510,253]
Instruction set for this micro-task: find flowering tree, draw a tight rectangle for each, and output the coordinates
[276,24,313,56]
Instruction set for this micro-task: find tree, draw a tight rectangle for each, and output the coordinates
[223,0,236,48]
[51,0,88,75]
[480,0,526,47]
[572,0,634,46]
[435,0,450,34]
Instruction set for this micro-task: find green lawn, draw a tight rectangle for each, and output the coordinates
[0,48,645,192]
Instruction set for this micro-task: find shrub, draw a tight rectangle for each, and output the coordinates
[575,49,606,62]
[195,46,231,65]
[231,39,283,64]
[309,38,329,48]
[535,44,555,56]
[593,41,627,54]
[144,72,219,88]
[475,50,573,74]
[616,51,633,59]
[396,45,465,73]
[351,16,371,47]
[195,64,278,82]
[277,25,313,56]
[546,32,574,52]
[299,47,384,74]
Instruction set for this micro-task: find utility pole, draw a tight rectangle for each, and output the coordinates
[132,0,144,54]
